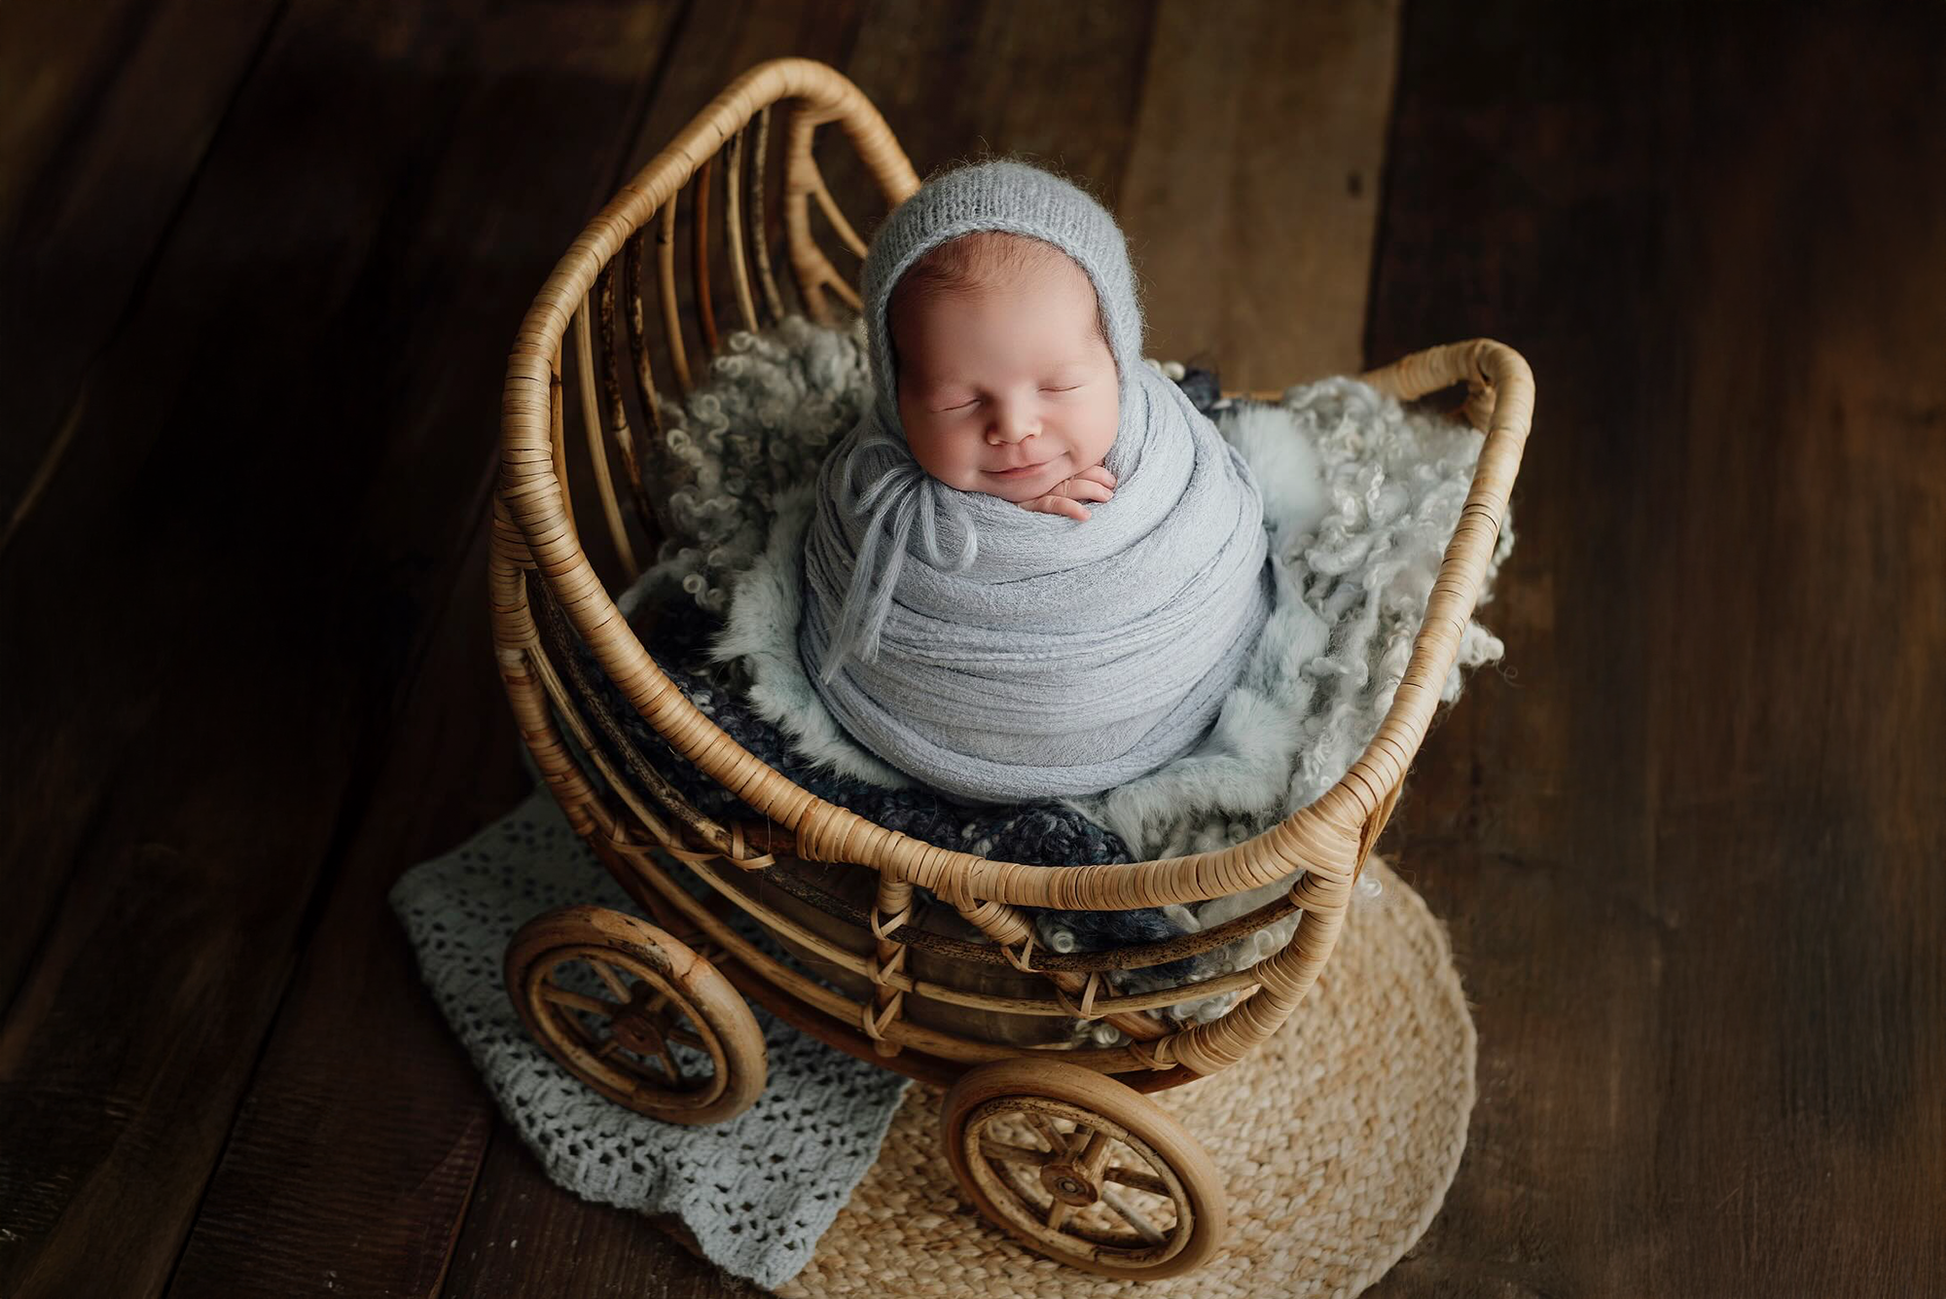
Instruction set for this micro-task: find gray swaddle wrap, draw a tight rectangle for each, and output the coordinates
[799,161,1272,804]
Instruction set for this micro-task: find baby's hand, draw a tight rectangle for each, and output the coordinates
[1017,465,1117,521]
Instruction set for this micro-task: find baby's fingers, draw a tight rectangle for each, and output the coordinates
[1072,464,1118,490]
[1020,494,1091,521]
[1057,476,1114,504]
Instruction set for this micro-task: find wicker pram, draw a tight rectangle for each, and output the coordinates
[490,58,1533,1280]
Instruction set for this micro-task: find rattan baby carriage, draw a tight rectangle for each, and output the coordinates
[490,58,1532,1280]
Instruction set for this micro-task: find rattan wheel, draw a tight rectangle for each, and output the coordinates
[506,904,766,1125]
[941,1059,1227,1279]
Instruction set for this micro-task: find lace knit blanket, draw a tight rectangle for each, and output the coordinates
[390,789,909,1291]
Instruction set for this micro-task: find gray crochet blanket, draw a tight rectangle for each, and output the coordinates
[391,787,910,1291]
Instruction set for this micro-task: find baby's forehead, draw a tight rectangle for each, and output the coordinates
[927,229,1075,274]
[890,238,1104,359]
[893,232,1094,309]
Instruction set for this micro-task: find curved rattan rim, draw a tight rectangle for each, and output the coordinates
[495,57,1535,917]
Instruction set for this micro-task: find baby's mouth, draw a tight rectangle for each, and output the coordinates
[988,456,1059,479]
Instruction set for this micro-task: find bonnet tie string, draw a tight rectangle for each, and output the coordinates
[820,426,978,681]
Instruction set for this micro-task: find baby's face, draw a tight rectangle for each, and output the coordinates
[889,253,1119,504]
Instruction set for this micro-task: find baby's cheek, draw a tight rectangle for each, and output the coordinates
[1088,395,1120,465]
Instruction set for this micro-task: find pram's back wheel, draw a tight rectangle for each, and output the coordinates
[505,904,766,1125]
[941,1059,1227,1279]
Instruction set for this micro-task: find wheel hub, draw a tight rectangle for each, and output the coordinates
[610,990,668,1055]
[1040,1162,1098,1206]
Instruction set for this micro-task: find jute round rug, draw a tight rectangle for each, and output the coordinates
[773,856,1476,1297]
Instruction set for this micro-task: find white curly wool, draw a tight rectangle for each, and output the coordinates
[389,792,910,1291]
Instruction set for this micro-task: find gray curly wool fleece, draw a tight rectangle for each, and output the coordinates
[798,161,1273,803]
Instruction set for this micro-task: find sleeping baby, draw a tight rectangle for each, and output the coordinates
[799,160,1272,805]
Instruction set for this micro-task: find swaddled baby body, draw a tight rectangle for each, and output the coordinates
[799,160,1273,805]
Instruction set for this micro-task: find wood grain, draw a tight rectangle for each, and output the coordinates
[0,1,684,1295]
[0,0,497,1021]
[1364,4,1946,1295]
[1118,0,1402,388]
[440,1140,764,1299]
[158,531,523,1299]
[0,0,287,1012]
[0,0,286,538]
[156,4,697,1295]
[834,0,1158,208]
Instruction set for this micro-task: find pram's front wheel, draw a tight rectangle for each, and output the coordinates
[505,905,766,1125]
[941,1060,1227,1279]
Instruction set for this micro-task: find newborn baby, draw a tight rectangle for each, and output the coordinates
[799,160,1272,805]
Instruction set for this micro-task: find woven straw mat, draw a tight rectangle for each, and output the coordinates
[772,855,1476,1298]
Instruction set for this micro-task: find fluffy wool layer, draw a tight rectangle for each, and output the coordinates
[714,370,1511,861]
[630,317,1511,1021]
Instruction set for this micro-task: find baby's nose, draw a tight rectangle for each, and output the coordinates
[987,407,1039,443]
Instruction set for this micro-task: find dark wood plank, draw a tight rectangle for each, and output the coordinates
[0,0,288,1015]
[836,0,1157,206]
[161,525,524,1299]
[0,1,686,1295]
[158,6,701,1288]
[0,0,287,542]
[0,0,158,233]
[1118,0,1401,388]
[0,0,487,1019]
[443,1138,764,1299]
[1365,3,1946,1295]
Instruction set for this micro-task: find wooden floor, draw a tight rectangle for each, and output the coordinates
[3,2,1942,1295]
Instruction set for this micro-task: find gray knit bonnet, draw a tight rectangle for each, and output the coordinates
[813,160,1148,675]
[861,159,1144,449]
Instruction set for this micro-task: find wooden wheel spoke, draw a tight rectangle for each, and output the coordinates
[1101,1163,1171,1197]
[538,982,614,1017]
[1073,1129,1112,1175]
[979,1138,1052,1168]
[1026,1113,1071,1157]
[1102,1187,1169,1244]
[650,1039,687,1086]
[587,958,633,1000]
[664,1026,708,1052]
[1045,1199,1075,1231]
[601,1038,679,1090]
